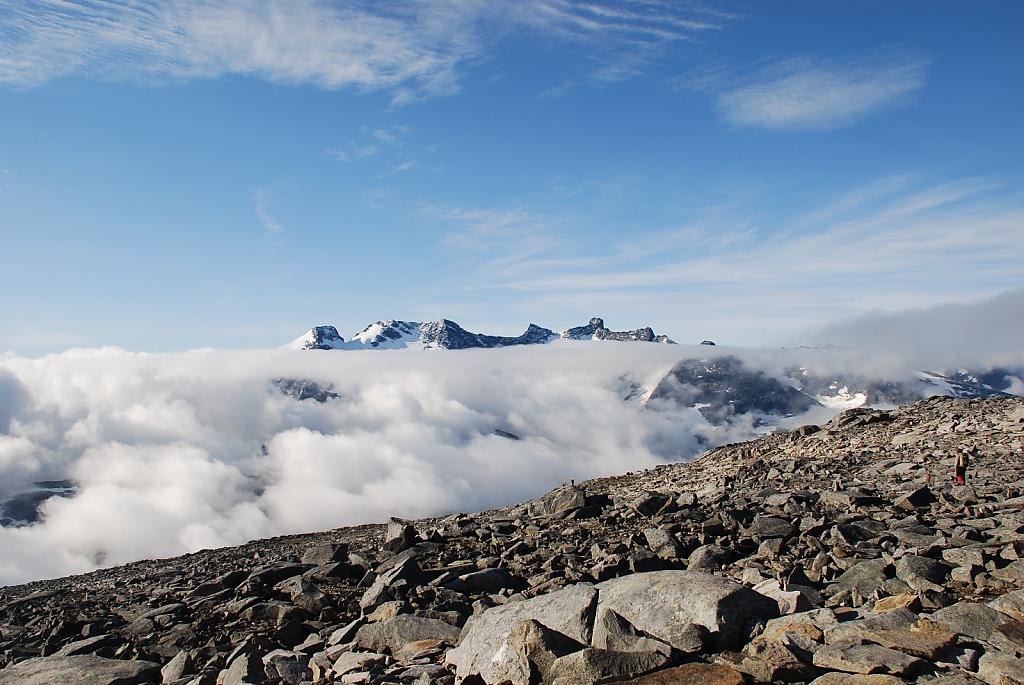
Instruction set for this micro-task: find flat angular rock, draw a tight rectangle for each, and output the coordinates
[185,570,248,599]
[219,652,265,685]
[384,517,418,553]
[809,675,907,685]
[894,486,937,510]
[827,559,890,597]
[632,491,671,516]
[246,562,311,588]
[754,579,812,615]
[52,634,122,657]
[596,570,778,651]
[990,589,1024,623]
[262,650,311,685]
[0,655,161,685]
[547,647,668,685]
[977,649,1024,685]
[854,616,957,659]
[354,614,460,655]
[687,544,730,572]
[895,554,949,592]
[591,607,675,656]
[529,485,586,517]
[359,555,426,611]
[490,619,585,685]
[331,652,386,677]
[444,567,525,595]
[873,594,921,613]
[618,663,745,685]
[445,583,597,683]
[301,543,349,566]
[160,650,193,683]
[644,526,683,559]
[275,576,329,614]
[745,515,797,539]
[932,602,1007,641]
[738,636,816,683]
[812,643,925,677]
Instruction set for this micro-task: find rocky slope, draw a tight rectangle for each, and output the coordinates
[1,396,1023,685]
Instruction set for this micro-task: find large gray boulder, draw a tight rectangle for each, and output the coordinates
[0,655,160,685]
[445,583,597,683]
[596,570,778,650]
[354,614,461,654]
[931,602,1008,642]
[528,485,586,517]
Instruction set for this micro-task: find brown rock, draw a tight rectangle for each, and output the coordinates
[619,663,746,685]
[812,643,925,677]
[873,594,921,613]
[809,674,908,685]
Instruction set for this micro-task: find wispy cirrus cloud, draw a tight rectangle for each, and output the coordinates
[439,176,1024,341]
[423,203,559,253]
[693,51,931,131]
[0,1,729,104]
[252,188,283,236]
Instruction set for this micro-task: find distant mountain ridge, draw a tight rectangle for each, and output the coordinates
[287,316,675,350]
[644,355,1020,425]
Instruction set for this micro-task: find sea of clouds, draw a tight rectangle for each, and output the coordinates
[0,342,722,585]
[1,310,1022,586]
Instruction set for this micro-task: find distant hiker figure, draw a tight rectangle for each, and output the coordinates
[954,447,974,485]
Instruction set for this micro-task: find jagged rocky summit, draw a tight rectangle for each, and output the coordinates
[561,318,674,344]
[291,326,347,351]
[288,316,675,351]
[2,396,1024,684]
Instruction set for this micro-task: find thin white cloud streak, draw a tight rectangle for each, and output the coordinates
[463,177,1024,297]
[429,177,1023,344]
[0,1,725,103]
[252,189,284,235]
[707,52,930,131]
[425,203,562,258]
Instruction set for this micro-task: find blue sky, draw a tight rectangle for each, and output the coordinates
[1,0,1022,353]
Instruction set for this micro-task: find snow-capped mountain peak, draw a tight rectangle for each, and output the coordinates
[287,325,346,350]
[287,316,674,350]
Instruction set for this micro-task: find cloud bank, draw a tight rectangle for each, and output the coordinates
[0,343,700,585]
[809,287,1024,371]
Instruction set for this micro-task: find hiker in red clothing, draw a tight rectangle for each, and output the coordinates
[954,447,975,485]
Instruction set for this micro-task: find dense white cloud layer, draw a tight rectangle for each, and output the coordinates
[0,343,700,584]
[0,329,1020,586]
